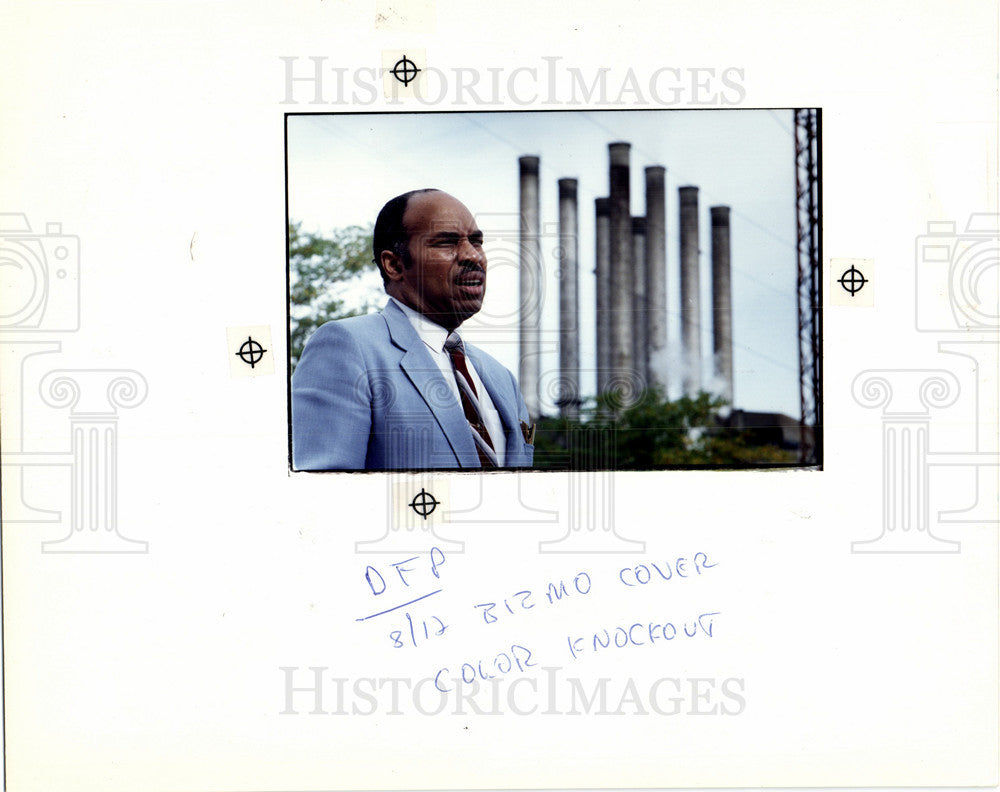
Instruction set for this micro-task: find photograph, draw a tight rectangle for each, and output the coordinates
[287,109,821,471]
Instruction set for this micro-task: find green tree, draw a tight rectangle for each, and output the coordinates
[532,388,797,469]
[289,222,382,370]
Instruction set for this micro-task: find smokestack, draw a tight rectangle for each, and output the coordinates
[519,156,541,419]
[595,198,611,396]
[679,186,701,397]
[558,178,580,420]
[644,166,667,395]
[608,142,634,388]
[631,216,648,386]
[711,206,734,406]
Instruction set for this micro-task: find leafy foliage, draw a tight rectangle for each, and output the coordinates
[289,222,382,369]
[532,388,797,469]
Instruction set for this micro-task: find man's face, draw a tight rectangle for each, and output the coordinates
[384,191,487,331]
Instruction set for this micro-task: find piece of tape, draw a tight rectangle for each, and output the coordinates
[391,478,451,528]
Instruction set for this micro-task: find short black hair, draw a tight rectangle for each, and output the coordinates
[372,188,442,287]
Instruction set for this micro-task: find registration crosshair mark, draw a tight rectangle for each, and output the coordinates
[236,336,267,369]
[837,265,868,296]
[390,55,421,86]
[409,487,439,520]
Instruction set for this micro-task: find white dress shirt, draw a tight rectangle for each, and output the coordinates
[389,298,507,465]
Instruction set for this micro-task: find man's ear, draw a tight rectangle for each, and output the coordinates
[380,250,405,282]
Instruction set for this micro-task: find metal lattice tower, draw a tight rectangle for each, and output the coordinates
[794,109,821,465]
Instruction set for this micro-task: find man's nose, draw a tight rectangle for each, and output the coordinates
[458,238,485,266]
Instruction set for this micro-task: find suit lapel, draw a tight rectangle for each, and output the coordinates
[382,302,480,467]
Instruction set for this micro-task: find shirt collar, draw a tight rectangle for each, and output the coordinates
[388,297,456,353]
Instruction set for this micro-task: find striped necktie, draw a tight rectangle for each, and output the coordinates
[444,333,499,468]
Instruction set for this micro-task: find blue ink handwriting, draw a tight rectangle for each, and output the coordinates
[355,589,442,622]
[356,547,447,622]
[390,612,449,648]
[566,611,721,660]
[434,644,537,692]
[618,552,717,587]
[474,571,592,625]
[364,546,447,596]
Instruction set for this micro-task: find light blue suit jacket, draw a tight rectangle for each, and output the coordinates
[292,301,534,470]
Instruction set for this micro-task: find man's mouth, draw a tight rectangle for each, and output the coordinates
[454,274,485,293]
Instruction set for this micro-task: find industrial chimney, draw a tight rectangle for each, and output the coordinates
[678,186,701,397]
[595,197,611,396]
[558,178,580,419]
[631,215,648,385]
[518,156,541,418]
[608,143,634,386]
[645,166,667,394]
[711,205,734,406]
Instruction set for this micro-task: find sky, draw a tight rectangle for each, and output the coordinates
[286,109,804,418]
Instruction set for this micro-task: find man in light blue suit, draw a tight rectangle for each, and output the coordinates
[292,189,534,470]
